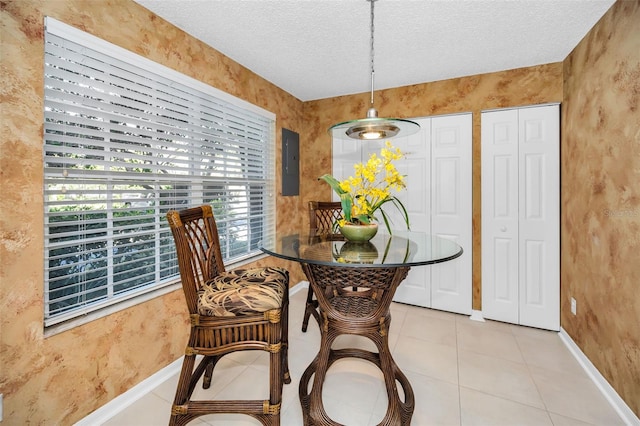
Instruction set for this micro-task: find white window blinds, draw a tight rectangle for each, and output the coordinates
[43,18,275,328]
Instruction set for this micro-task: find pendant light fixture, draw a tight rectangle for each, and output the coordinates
[329,0,420,141]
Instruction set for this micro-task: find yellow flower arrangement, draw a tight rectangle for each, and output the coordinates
[319,141,410,234]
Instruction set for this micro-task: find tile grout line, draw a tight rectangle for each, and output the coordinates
[511,328,556,425]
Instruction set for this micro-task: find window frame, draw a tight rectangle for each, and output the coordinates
[42,17,276,334]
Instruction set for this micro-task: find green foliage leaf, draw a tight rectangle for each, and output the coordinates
[318,143,412,229]
[339,192,353,222]
[318,174,346,194]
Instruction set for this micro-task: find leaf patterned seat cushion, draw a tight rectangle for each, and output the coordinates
[198,267,289,317]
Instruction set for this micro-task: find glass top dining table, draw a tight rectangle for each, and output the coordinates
[260,229,464,425]
[260,229,463,267]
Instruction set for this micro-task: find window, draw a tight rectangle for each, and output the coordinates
[43,18,275,329]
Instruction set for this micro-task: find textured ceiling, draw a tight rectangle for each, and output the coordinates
[133,0,615,101]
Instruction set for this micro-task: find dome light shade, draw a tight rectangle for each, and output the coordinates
[328,0,420,141]
[330,116,420,141]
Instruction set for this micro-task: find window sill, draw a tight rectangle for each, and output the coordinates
[44,253,270,337]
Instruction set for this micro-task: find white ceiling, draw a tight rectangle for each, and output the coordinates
[133,0,615,102]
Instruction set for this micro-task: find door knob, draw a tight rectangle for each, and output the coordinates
[500,226,507,232]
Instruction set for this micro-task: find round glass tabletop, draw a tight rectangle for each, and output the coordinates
[261,230,463,268]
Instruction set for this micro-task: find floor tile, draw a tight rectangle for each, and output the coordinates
[92,288,624,426]
[459,386,553,426]
[529,365,626,425]
[401,310,458,347]
[320,358,386,423]
[457,320,525,363]
[548,412,603,426]
[513,327,585,376]
[388,301,409,334]
[457,315,514,333]
[212,364,270,400]
[393,334,459,384]
[403,303,462,322]
[102,392,174,426]
[191,359,252,401]
[280,400,305,425]
[393,370,461,426]
[458,349,545,409]
[151,372,179,404]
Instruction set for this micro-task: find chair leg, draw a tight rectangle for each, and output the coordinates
[171,347,286,426]
[282,294,292,384]
[202,356,219,389]
[268,349,283,426]
[169,354,197,426]
[302,287,319,332]
[264,300,289,426]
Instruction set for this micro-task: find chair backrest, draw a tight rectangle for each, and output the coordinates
[167,205,225,314]
[308,201,343,234]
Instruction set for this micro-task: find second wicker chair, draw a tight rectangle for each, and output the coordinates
[166,205,290,425]
[303,201,343,332]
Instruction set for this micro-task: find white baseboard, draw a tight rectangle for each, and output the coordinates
[290,280,309,295]
[74,356,183,425]
[559,327,639,426]
[75,283,308,425]
[469,309,485,322]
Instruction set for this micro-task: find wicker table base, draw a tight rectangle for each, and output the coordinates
[299,264,415,426]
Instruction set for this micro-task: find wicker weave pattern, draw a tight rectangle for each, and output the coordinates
[299,263,414,425]
[328,295,378,318]
[167,205,290,426]
[303,201,344,334]
[309,201,343,232]
[311,264,401,290]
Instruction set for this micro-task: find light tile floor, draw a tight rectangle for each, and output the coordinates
[103,290,625,426]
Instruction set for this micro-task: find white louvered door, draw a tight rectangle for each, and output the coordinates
[481,104,560,331]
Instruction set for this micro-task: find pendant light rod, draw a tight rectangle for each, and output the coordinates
[370,70,375,108]
[328,0,420,140]
[369,0,376,108]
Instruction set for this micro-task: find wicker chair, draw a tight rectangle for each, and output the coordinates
[166,205,290,426]
[302,201,343,332]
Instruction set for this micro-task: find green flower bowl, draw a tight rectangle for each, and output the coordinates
[339,223,378,242]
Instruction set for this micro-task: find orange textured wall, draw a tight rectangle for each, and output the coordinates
[561,0,640,416]
[0,1,564,423]
[0,0,304,424]
[301,65,563,310]
[4,0,636,423]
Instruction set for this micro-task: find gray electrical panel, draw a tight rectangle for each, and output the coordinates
[282,128,299,196]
